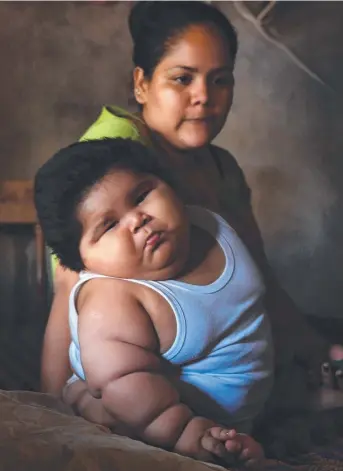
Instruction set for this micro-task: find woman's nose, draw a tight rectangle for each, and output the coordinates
[190,79,209,106]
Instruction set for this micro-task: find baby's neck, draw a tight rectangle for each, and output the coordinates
[174,224,225,286]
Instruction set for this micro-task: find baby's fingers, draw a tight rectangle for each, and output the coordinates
[224,438,242,454]
[201,431,227,458]
[210,427,242,454]
[238,443,265,469]
[205,426,237,441]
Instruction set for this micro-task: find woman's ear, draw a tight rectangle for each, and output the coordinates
[133,67,149,105]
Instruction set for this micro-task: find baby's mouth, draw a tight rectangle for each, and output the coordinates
[145,231,163,250]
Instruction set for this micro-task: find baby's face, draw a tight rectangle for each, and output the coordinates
[78,169,190,281]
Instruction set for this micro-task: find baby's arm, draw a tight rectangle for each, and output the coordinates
[76,279,224,461]
[63,377,115,427]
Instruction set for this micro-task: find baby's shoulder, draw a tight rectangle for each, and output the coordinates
[78,277,140,313]
[76,277,160,351]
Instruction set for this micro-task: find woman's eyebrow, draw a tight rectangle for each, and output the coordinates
[167,65,233,73]
[168,65,198,72]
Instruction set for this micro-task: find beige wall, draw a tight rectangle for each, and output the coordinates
[0,2,133,179]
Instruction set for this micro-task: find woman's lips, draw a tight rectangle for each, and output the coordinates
[185,114,215,122]
[186,118,211,122]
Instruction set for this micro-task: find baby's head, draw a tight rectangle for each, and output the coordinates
[35,138,190,280]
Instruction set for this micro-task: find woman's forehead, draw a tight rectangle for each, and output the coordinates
[159,24,233,69]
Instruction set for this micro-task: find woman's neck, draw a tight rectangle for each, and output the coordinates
[136,113,211,171]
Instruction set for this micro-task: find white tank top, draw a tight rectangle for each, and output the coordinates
[69,206,273,432]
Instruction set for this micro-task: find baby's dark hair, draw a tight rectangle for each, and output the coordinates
[34,138,170,272]
[129,1,238,78]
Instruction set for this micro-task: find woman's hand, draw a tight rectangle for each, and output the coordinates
[41,263,78,396]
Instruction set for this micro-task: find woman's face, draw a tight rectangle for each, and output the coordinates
[134,24,235,150]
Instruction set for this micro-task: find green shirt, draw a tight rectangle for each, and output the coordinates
[80,106,141,142]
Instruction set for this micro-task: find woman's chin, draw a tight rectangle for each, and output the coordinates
[179,133,212,150]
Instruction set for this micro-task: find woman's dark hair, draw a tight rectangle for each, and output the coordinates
[129,1,238,78]
[34,138,171,272]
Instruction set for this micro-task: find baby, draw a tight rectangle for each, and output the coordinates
[35,138,273,468]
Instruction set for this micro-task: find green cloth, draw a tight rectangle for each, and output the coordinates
[50,106,143,278]
[80,106,141,142]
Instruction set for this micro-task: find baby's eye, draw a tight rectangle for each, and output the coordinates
[136,190,150,205]
[174,75,193,86]
[105,221,117,232]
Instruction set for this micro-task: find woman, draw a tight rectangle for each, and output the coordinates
[42,0,338,431]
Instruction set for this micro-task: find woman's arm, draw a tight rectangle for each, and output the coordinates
[41,264,122,427]
[40,263,78,396]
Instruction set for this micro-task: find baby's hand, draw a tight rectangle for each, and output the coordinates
[201,427,264,469]
[234,432,265,469]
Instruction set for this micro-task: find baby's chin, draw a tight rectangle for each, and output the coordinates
[127,261,186,282]
[90,250,187,281]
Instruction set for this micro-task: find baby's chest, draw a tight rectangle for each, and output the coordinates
[139,283,217,361]
[144,286,215,362]
[139,258,266,368]
[140,282,249,364]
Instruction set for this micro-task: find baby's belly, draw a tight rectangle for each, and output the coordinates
[174,370,273,432]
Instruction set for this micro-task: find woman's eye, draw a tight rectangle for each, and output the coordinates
[213,74,234,86]
[136,190,150,205]
[174,75,192,86]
